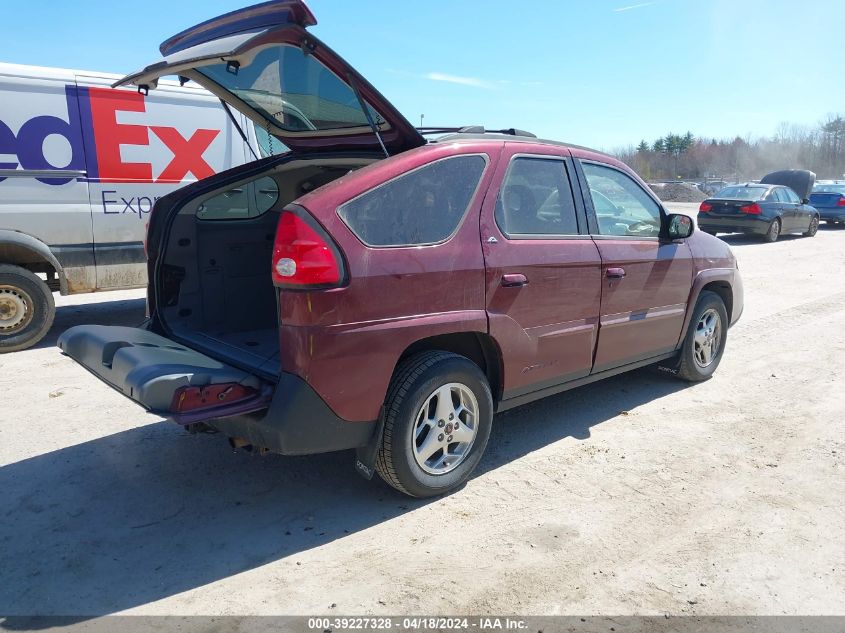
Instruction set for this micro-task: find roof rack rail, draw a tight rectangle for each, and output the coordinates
[417,126,537,138]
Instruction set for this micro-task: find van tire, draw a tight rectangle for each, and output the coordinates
[375,351,493,498]
[0,264,56,353]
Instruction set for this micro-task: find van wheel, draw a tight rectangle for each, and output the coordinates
[763,218,780,242]
[0,264,56,353]
[375,351,493,498]
[675,291,728,382]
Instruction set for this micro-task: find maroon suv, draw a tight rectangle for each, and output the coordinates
[59,0,743,497]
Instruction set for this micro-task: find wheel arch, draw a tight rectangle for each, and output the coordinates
[397,332,504,405]
[0,230,67,294]
[676,269,737,350]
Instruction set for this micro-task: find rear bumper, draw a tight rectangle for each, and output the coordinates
[818,209,845,221]
[206,371,378,456]
[698,216,771,235]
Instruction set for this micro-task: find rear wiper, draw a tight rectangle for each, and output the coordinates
[347,73,389,158]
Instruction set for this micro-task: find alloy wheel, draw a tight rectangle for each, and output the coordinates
[412,382,479,475]
[693,308,722,369]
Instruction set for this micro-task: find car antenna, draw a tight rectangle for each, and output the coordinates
[347,73,389,158]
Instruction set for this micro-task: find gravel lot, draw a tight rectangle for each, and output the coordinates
[2,219,844,617]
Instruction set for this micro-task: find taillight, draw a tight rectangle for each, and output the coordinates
[170,383,257,413]
[837,197,845,207]
[699,202,712,213]
[272,208,344,288]
[740,203,762,215]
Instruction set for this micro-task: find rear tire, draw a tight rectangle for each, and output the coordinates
[803,216,819,237]
[763,218,780,243]
[0,264,56,353]
[675,291,728,382]
[375,351,494,498]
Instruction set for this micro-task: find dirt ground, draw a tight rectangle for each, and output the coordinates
[1,219,844,617]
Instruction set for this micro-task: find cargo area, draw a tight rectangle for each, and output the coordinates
[155,156,377,376]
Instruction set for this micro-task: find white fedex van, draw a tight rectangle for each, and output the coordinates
[0,62,265,351]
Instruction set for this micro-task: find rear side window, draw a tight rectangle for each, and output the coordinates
[196,176,279,220]
[495,157,579,236]
[338,155,486,247]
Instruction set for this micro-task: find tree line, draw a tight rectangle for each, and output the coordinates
[615,115,845,182]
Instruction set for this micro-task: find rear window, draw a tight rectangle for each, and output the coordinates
[198,45,384,133]
[338,155,487,247]
[715,186,767,201]
[813,184,845,195]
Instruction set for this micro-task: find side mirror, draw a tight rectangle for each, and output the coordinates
[802,198,810,205]
[666,213,694,240]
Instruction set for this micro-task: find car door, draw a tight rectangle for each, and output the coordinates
[574,156,694,373]
[481,144,602,401]
[783,186,810,230]
[772,187,796,231]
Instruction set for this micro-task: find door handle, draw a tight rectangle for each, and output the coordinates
[501,273,528,288]
[606,267,626,279]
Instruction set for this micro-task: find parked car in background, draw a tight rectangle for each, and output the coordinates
[0,62,263,351]
[698,171,819,242]
[58,0,744,498]
[809,182,845,225]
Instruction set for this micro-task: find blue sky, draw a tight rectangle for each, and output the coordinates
[2,0,842,150]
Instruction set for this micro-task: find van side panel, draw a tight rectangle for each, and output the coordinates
[0,73,95,292]
[76,75,251,290]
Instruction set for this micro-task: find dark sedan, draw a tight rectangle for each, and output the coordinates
[698,172,819,242]
[809,183,845,225]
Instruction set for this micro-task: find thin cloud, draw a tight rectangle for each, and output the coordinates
[424,72,497,90]
[613,1,657,12]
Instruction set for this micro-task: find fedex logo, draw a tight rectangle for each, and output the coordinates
[0,85,220,186]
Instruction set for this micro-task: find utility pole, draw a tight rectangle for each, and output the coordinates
[420,114,424,128]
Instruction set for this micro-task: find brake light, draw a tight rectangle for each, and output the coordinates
[699,202,712,213]
[170,383,257,413]
[272,209,343,288]
[740,203,762,215]
[838,197,845,207]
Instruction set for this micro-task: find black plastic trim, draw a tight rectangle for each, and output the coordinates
[206,371,377,456]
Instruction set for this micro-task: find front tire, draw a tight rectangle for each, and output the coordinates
[0,264,56,353]
[675,291,729,382]
[803,216,819,237]
[375,351,494,498]
[763,218,781,243]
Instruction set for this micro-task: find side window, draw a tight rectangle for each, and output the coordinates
[196,176,279,221]
[338,155,486,247]
[784,188,801,203]
[582,162,662,237]
[773,188,788,203]
[495,157,579,236]
[765,190,778,202]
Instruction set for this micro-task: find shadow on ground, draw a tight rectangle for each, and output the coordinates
[26,297,147,352]
[718,233,805,246]
[0,353,687,616]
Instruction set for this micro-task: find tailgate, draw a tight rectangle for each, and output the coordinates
[58,325,267,417]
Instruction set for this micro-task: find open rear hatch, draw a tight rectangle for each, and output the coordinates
[113,0,424,155]
[58,325,272,423]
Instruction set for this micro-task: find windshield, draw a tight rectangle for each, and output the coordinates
[197,44,384,132]
[714,185,767,201]
[812,184,845,195]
